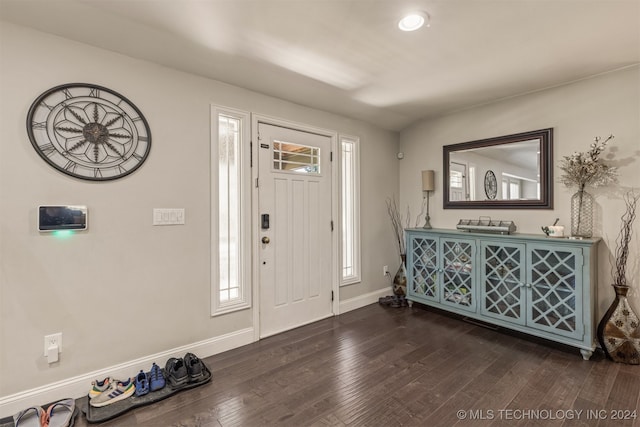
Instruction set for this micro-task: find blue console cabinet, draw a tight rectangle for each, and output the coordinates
[405,228,599,360]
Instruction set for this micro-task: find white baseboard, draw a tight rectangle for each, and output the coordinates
[0,327,254,419]
[339,287,390,314]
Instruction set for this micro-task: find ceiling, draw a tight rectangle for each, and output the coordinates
[1,0,639,131]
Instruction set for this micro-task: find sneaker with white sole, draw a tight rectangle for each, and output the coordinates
[88,377,112,399]
[89,378,135,407]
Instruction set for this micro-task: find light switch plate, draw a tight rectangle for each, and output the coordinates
[153,208,185,225]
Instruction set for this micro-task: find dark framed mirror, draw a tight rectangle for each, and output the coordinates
[443,128,553,209]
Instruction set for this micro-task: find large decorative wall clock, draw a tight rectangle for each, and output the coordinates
[484,170,498,200]
[27,83,151,181]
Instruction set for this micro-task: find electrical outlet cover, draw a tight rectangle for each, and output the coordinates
[44,333,62,356]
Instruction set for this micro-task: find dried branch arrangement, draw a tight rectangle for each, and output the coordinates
[612,190,640,287]
[386,197,425,256]
[386,198,408,256]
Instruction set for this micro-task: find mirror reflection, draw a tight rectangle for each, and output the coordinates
[449,139,540,201]
[443,129,553,209]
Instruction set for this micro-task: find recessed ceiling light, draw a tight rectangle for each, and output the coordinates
[398,11,429,32]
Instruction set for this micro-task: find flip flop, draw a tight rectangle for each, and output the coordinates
[44,398,75,427]
[12,406,45,427]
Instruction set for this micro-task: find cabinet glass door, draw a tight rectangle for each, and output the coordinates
[526,244,584,339]
[407,235,439,302]
[480,241,526,325]
[440,238,475,312]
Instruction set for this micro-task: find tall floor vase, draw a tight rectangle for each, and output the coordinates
[597,285,640,364]
[393,254,407,296]
[571,189,593,238]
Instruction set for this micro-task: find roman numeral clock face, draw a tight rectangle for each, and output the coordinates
[27,83,151,181]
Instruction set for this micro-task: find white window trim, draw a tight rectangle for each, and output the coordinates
[211,105,251,316]
[340,134,361,286]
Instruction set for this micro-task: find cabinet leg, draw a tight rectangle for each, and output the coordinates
[407,300,413,308]
[580,349,593,361]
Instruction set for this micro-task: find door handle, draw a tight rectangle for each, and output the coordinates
[262,236,270,244]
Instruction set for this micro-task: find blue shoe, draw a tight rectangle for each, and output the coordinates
[149,362,165,392]
[134,370,149,397]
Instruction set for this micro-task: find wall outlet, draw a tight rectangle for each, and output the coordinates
[44,333,62,356]
[383,265,389,276]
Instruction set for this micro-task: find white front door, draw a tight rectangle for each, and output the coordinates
[257,122,333,338]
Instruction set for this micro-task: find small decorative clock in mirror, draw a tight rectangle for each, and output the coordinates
[443,128,553,209]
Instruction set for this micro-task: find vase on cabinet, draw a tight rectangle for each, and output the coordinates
[597,285,640,364]
[571,189,594,238]
[392,254,407,296]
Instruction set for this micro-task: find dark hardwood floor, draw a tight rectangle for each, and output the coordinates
[74,303,640,427]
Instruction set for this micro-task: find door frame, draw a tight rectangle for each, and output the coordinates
[450,161,468,201]
[251,114,339,341]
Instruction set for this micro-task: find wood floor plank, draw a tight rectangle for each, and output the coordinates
[597,365,640,427]
[573,358,620,407]
[70,304,640,427]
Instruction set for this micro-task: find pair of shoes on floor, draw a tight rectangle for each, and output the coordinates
[89,378,135,408]
[165,353,206,389]
[378,296,394,306]
[134,362,166,396]
[391,298,408,307]
[13,398,75,427]
[391,296,403,308]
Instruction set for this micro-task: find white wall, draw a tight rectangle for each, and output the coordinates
[0,21,399,401]
[399,65,640,322]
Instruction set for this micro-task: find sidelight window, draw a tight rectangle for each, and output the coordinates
[340,135,360,285]
[212,106,251,315]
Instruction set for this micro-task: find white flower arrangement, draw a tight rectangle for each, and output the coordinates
[558,135,618,191]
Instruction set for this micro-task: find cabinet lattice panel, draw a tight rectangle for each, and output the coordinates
[410,237,438,299]
[442,240,473,306]
[530,248,577,333]
[484,244,523,320]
